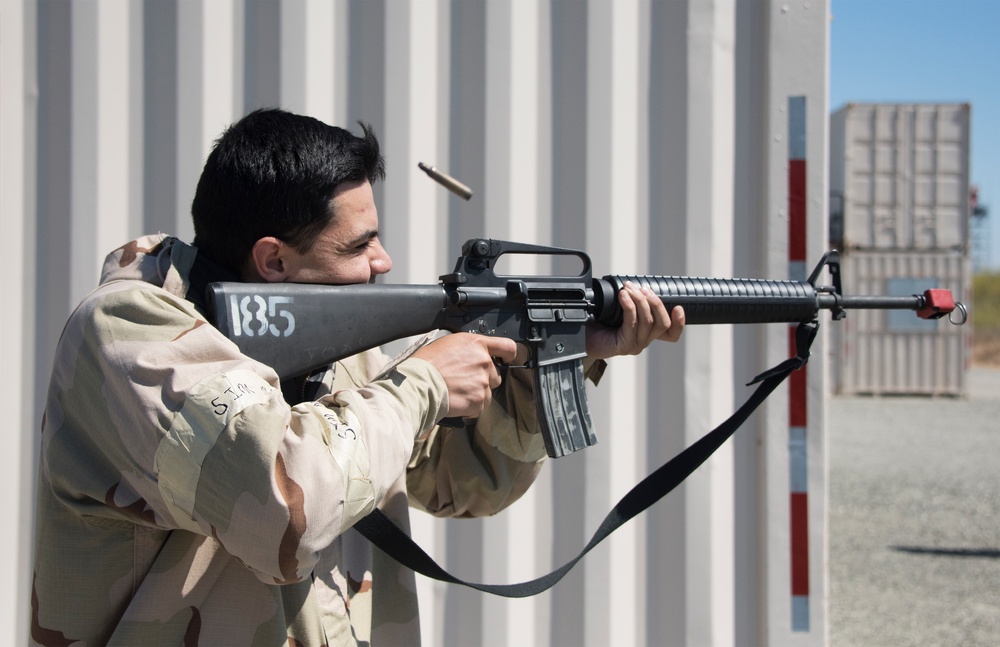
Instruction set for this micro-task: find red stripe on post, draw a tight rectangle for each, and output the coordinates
[788,159,807,263]
[790,492,810,595]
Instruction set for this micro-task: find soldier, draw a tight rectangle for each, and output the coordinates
[30,108,684,646]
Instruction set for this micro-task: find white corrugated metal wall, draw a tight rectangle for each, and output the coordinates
[0,0,830,644]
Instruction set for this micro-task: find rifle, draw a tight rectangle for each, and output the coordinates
[206,238,966,459]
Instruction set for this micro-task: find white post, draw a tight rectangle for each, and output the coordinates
[759,2,830,644]
[0,0,33,642]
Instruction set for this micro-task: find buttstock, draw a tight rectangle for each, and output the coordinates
[206,282,450,379]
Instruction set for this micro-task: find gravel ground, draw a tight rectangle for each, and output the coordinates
[828,366,1000,646]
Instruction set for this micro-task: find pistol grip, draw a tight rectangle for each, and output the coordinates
[535,359,597,458]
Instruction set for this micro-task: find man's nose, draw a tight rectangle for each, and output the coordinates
[371,243,392,276]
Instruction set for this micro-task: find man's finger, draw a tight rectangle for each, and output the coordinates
[482,336,518,364]
[658,306,685,342]
[617,282,639,331]
[632,286,655,335]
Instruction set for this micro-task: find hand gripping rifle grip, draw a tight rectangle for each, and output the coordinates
[594,274,821,326]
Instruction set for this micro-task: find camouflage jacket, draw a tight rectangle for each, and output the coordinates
[30,235,565,646]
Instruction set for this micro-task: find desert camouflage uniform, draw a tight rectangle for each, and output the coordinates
[31,234,595,646]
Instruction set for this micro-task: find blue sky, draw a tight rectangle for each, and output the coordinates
[829,0,999,270]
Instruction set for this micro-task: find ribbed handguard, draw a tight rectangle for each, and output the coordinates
[595,275,821,326]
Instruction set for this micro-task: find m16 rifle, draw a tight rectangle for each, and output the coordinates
[206,238,966,459]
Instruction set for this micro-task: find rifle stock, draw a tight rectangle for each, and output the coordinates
[206,283,451,378]
[207,239,966,458]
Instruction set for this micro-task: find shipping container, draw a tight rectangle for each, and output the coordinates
[829,103,971,251]
[830,248,970,396]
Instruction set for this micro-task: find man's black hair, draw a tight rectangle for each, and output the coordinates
[191,108,385,273]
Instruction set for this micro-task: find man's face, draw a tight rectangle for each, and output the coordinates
[279,179,393,285]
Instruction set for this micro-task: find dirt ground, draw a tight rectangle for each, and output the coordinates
[829,366,1000,646]
[972,327,1000,367]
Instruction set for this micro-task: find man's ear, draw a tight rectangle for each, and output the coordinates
[250,237,290,282]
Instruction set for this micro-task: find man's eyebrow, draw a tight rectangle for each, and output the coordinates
[345,229,379,247]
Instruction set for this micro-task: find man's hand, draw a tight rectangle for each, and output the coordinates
[586,282,685,360]
[412,333,518,418]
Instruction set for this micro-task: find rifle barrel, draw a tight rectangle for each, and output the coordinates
[817,294,923,311]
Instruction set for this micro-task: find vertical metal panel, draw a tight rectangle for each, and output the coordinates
[546,2,591,645]
[445,0,487,251]
[383,0,431,278]
[376,5,457,644]
[92,1,133,264]
[310,0,349,124]
[732,1,768,641]
[830,102,971,251]
[175,0,208,239]
[279,0,348,123]
[142,0,179,234]
[682,0,738,643]
[127,4,145,235]
[1,0,33,641]
[35,0,74,345]
[346,0,386,215]
[832,249,969,396]
[645,0,691,639]
[589,2,645,644]
[438,4,490,646]
[646,1,737,645]
[178,0,237,241]
[69,1,102,296]
[479,3,548,645]
[244,0,281,111]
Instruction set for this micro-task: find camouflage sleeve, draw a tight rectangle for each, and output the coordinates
[68,284,448,584]
[404,358,605,518]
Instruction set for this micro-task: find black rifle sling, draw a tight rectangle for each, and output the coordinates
[353,321,819,598]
